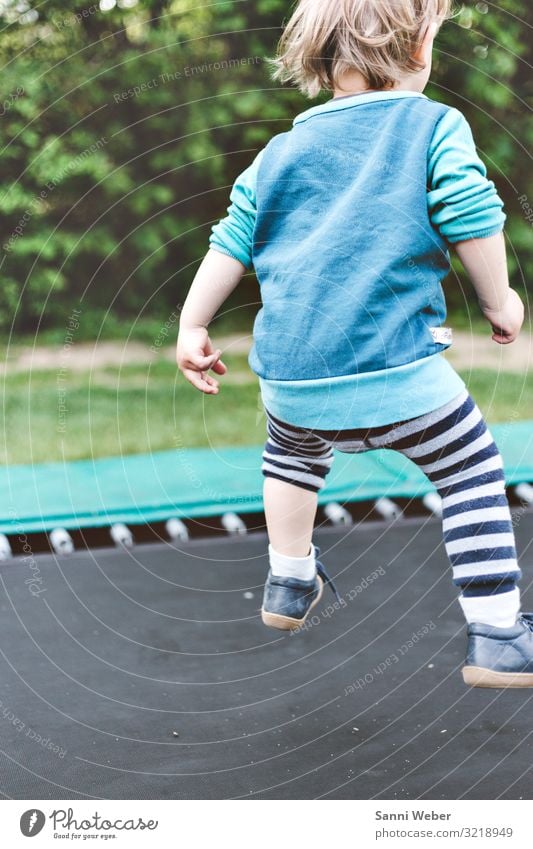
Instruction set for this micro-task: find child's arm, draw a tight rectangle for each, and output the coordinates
[428,107,524,344]
[177,249,246,394]
[454,232,524,344]
[176,149,263,394]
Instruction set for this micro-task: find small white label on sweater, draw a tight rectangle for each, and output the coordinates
[430,326,453,345]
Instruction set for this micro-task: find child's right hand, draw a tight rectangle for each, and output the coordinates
[480,288,524,344]
[176,325,227,394]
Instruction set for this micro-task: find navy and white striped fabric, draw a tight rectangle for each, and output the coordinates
[262,388,521,592]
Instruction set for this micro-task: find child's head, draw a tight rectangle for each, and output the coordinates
[270,0,452,98]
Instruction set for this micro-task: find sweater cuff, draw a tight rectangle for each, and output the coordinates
[209,238,251,269]
[445,222,505,244]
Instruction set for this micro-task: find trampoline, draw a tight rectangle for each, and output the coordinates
[1,513,532,800]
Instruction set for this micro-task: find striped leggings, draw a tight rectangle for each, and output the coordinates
[261,388,521,594]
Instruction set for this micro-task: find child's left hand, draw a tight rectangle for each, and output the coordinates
[176,326,227,394]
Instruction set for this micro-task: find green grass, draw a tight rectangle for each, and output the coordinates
[0,355,264,465]
[459,369,532,422]
[1,362,532,465]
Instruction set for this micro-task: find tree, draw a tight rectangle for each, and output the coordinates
[0,0,529,334]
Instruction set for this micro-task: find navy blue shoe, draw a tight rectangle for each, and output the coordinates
[261,546,341,631]
[463,613,533,688]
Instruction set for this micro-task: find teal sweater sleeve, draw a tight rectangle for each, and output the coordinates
[427,107,506,243]
[209,149,264,268]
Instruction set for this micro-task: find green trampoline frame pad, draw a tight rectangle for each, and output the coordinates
[1,421,533,534]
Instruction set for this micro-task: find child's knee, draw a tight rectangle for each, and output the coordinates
[261,439,333,493]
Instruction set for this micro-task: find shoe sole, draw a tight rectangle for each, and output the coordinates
[463,665,533,688]
[261,577,324,631]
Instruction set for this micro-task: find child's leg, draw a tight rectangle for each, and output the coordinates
[261,410,335,579]
[367,388,521,627]
[263,477,318,557]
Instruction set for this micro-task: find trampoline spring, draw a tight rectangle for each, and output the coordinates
[323,502,353,526]
[373,496,402,520]
[422,492,443,518]
[515,482,533,505]
[49,528,75,555]
[165,518,189,542]
[0,533,12,561]
[220,512,247,535]
[110,523,134,548]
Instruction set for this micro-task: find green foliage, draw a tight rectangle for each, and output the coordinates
[429,0,532,311]
[0,0,530,335]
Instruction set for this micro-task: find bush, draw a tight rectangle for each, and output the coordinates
[0,0,529,336]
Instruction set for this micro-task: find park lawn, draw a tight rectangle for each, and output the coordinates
[1,360,532,465]
[1,355,263,465]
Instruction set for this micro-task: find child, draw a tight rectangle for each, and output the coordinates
[176,0,532,688]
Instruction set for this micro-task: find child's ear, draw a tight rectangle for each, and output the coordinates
[412,20,438,64]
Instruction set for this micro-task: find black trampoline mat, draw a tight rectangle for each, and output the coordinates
[0,514,532,800]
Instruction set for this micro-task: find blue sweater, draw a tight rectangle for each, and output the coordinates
[210,91,505,429]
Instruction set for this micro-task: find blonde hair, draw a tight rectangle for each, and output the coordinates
[269,0,452,98]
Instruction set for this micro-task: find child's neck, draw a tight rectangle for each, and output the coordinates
[332,70,426,99]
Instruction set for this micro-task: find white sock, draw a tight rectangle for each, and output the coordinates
[268,543,316,581]
[459,587,521,628]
